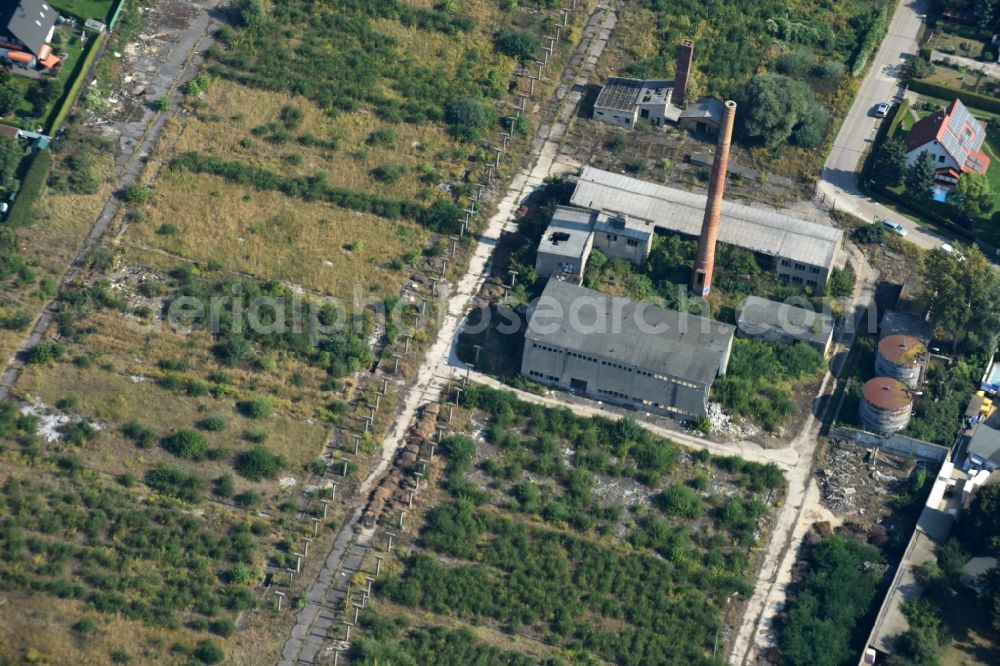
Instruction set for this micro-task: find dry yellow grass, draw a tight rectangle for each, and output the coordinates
[17,361,328,480]
[0,147,115,364]
[128,170,431,299]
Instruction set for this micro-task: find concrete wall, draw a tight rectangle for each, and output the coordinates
[593,106,637,129]
[636,101,667,126]
[535,247,590,281]
[776,258,829,291]
[592,230,650,265]
[521,339,710,418]
[830,427,949,463]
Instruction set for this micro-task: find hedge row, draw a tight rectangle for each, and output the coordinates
[48,30,106,135]
[6,150,51,227]
[908,78,1000,115]
[169,152,462,233]
[886,98,910,138]
[851,5,889,76]
[868,181,975,241]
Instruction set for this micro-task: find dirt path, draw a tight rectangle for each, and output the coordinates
[274,3,622,664]
[729,243,879,664]
[0,0,221,404]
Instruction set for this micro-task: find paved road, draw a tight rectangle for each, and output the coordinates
[817,0,942,250]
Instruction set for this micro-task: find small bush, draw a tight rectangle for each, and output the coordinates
[26,340,65,364]
[233,490,261,507]
[238,398,273,418]
[161,429,209,460]
[123,420,156,448]
[214,473,236,498]
[119,183,151,206]
[193,639,224,665]
[208,618,235,638]
[234,446,285,481]
[197,415,230,431]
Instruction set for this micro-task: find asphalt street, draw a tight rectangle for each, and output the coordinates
[817,0,942,250]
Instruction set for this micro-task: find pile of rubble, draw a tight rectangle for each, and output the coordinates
[817,444,907,516]
[705,402,761,439]
[361,403,440,528]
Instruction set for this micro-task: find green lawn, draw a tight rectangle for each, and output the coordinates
[50,0,116,22]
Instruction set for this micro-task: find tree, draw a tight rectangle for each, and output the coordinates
[904,150,936,201]
[0,136,24,192]
[28,78,62,117]
[492,29,539,63]
[901,56,934,81]
[921,244,1000,353]
[0,70,19,117]
[445,97,492,142]
[871,137,907,188]
[957,483,1000,554]
[947,171,993,221]
[736,74,819,148]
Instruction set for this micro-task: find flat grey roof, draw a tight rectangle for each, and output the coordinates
[637,80,672,106]
[593,211,652,242]
[679,97,725,125]
[570,167,843,270]
[879,310,935,345]
[737,296,834,347]
[526,279,734,385]
[538,206,594,260]
[968,411,1000,466]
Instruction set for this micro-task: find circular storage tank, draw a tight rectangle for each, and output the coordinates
[860,377,913,433]
[875,334,927,388]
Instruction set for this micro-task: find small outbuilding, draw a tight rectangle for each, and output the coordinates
[534,206,595,283]
[736,296,835,355]
[678,98,726,134]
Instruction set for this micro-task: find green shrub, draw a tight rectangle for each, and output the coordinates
[119,183,151,206]
[214,473,236,498]
[238,398,273,418]
[193,639,224,665]
[197,414,230,431]
[123,420,156,448]
[161,429,209,460]
[234,446,285,481]
[233,490,261,507]
[145,465,205,503]
[26,340,66,364]
[209,618,235,638]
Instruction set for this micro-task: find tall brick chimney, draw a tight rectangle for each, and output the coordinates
[674,39,695,108]
[690,100,737,297]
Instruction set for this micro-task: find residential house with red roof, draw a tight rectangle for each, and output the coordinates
[904,98,990,188]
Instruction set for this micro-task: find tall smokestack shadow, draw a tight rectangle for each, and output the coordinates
[690,99,737,297]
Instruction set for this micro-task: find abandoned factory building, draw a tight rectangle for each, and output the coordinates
[535,205,653,282]
[569,167,844,289]
[521,279,735,419]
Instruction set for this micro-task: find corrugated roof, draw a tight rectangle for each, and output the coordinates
[526,279,734,385]
[595,77,643,112]
[570,167,842,270]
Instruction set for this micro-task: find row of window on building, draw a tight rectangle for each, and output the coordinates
[532,342,700,388]
[605,233,639,247]
[779,259,821,275]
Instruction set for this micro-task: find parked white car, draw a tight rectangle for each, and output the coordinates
[881,219,907,236]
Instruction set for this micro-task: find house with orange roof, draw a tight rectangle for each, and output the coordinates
[904,98,990,188]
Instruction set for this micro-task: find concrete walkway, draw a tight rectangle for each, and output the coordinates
[274,3,622,664]
[817,0,944,250]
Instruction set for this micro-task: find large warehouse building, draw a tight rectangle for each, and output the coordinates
[521,279,735,419]
[569,167,844,289]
